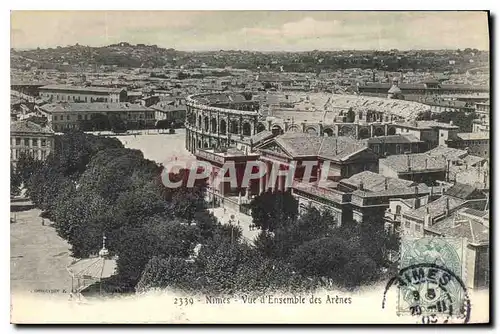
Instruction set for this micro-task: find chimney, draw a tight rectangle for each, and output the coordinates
[430,186,434,198]
[407,154,411,172]
[384,178,388,190]
[425,158,428,169]
[335,138,338,155]
[414,186,419,196]
[445,197,450,216]
[424,207,431,228]
[359,182,364,191]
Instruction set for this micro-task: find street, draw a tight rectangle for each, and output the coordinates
[11,200,74,294]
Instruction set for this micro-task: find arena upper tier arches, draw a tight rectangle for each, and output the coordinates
[185,93,431,153]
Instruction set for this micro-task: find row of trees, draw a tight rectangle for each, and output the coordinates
[250,192,400,288]
[17,131,314,294]
[417,110,477,132]
[18,131,398,295]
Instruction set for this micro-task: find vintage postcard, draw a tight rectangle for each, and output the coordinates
[10,10,490,324]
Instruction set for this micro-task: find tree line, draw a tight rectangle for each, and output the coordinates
[12,131,398,295]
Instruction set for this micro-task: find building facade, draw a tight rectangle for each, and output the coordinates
[446,132,490,159]
[10,120,55,167]
[39,103,156,132]
[39,85,127,103]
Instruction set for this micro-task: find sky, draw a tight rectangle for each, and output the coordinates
[10,11,490,51]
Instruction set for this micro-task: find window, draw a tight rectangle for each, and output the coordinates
[67,115,70,120]
[84,114,88,120]
[85,97,88,102]
[53,115,58,121]
[105,98,108,102]
[405,221,411,228]
[395,205,402,215]
[441,133,444,137]
[415,224,421,232]
[78,115,82,120]
[373,144,380,153]
[24,138,30,146]
[16,138,20,146]
[41,139,46,147]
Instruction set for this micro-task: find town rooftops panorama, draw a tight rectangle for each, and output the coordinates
[40,102,152,113]
[39,84,125,94]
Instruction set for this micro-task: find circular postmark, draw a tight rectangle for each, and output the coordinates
[382,263,471,324]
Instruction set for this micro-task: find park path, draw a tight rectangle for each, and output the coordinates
[208,207,260,243]
[10,200,74,294]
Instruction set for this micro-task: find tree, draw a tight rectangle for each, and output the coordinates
[270,207,337,258]
[16,151,43,185]
[51,131,123,178]
[290,236,352,279]
[108,112,127,133]
[250,191,298,232]
[10,164,21,197]
[136,256,197,293]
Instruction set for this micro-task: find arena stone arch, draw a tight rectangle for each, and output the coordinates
[323,127,335,137]
[220,119,227,135]
[256,122,267,133]
[358,128,370,139]
[271,124,284,136]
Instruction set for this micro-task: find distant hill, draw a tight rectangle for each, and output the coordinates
[10,44,490,74]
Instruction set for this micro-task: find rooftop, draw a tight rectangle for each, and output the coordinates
[11,120,54,135]
[426,146,468,161]
[381,153,447,173]
[396,120,459,130]
[341,171,415,192]
[40,102,152,113]
[425,211,489,245]
[39,84,125,94]
[456,132,490,141]
[365,134,422,145]
[406,195,466,220]
[444,183,486,200]
[259,133,373,161]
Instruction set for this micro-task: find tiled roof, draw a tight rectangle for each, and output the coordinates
[40,102,152,113]
[251,130,275,145]
[341,171,415,192]
[461,207,489,219]
[444,183,485,200]
[425,215,489,245]
[396,120,458,130]
[262,133,373,161]
[10,120,54,134]
[365,134,422,144]
[406,195,466,219]
[456,132,490,141]
[276,133,324,158]
[39,84,124,94]
[455,167,489,190]
[381,153,447,173]
[318,136,370,161]
[426,146,468,161]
